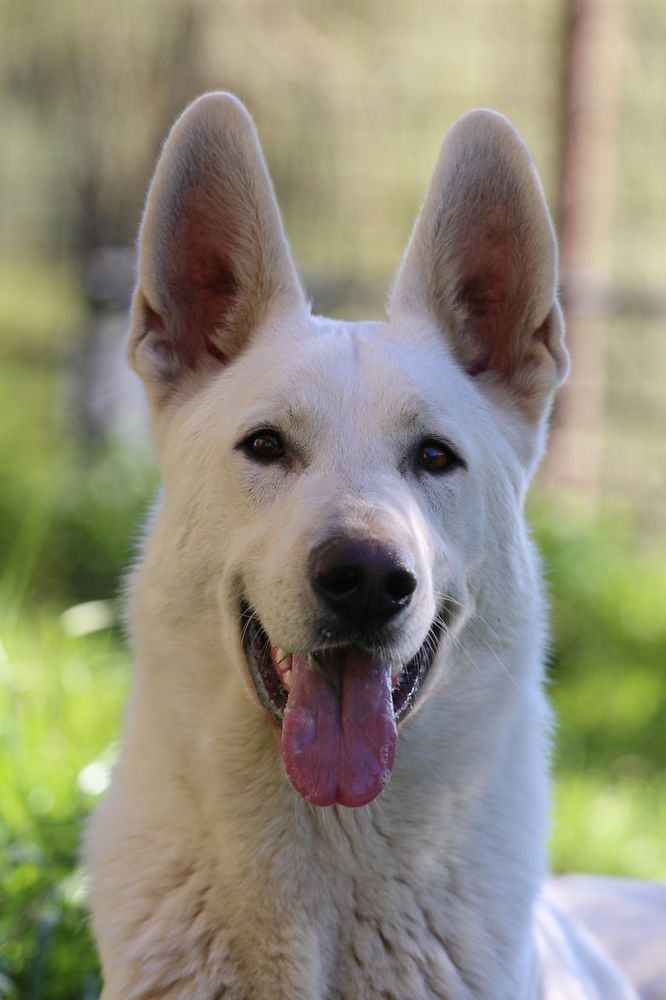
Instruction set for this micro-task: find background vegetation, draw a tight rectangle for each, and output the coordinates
[1,1,664,997]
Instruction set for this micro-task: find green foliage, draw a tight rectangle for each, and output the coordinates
[0,612,128,999]
[0,258,147,997]
[534,504,666,876]
[0,258,157,608]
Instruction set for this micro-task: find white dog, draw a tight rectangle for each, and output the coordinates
[86,93,665,999]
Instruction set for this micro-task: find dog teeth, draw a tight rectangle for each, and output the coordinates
[283,669,292,690]
[391,667,404,688]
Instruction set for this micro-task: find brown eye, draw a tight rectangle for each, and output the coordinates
[242,429,285,462]
[417,439,459,473]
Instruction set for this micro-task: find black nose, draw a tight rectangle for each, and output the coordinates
[309,537,417,629]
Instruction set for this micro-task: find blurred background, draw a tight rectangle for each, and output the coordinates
[0,0,664,996]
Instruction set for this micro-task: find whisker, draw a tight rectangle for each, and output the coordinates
[431,588,519,689]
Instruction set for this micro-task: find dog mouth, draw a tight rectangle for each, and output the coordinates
[241,603,444,809]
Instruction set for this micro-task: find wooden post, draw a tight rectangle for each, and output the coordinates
[542,0,622,501]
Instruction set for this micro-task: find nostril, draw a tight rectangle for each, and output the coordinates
[310,537,418,627]
[385,568,417,603]
[317,564,360,597]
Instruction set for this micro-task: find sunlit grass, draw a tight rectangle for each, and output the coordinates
[0,599,129,999]
[0,605,128,832]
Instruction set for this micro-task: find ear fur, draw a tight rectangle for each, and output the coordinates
[390,110,568,420]
[129,92,305,400]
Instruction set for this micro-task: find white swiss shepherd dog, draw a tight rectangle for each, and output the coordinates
[86,94,666,999]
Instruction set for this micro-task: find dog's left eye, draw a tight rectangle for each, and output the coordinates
[240,429,285,462]
[417,439,461,473]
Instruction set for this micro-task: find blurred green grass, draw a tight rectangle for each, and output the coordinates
[0,612,125,1000]
[1,258,664,998]
[537,508,666,878]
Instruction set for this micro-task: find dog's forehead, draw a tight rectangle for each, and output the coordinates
[228,314,473,430]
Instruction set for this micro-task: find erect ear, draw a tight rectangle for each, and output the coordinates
[129,92,306,402]
[389,110,568,421]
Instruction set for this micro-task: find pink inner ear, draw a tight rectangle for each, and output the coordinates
[453,219,527,378]
[459,271,509,318]
[158,209,241,371]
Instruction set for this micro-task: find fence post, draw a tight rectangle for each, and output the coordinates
[543,0,622,502]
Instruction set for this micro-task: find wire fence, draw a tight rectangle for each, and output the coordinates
[1,0,664,537]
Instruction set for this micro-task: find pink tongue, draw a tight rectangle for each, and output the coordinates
[281,650,397,808]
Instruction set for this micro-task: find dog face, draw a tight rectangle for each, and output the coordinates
[128,94,568,808]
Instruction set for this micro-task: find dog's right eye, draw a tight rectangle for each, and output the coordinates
[416,439,464,474]
[240,429,285,462]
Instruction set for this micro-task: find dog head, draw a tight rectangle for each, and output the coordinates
[128,93,567,808]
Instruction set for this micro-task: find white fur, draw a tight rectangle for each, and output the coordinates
[86,94,656,999]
